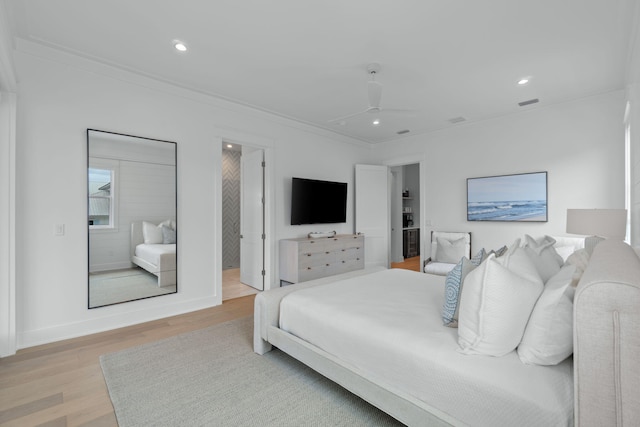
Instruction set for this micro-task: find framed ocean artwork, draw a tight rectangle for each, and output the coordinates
[467,172,548,222]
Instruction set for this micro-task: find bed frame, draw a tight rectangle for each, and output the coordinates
[130,221,176,287]
[255,240,640,426]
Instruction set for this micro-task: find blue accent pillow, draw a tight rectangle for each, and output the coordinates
[442,257,477,327]
[161,226,177,244]
[470,248,486,265]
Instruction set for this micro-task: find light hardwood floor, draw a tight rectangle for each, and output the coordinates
[0,295,256,427]
[390,256,421,272]
[222,268,260,301]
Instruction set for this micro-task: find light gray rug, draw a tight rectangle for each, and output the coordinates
[100,316,404,427]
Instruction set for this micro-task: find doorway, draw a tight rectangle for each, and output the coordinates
[390,163,421,272]
[221,142,263,300]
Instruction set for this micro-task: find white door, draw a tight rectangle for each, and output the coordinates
[390,169,403,263]
[240,148,264,290]
[355,164,389,268]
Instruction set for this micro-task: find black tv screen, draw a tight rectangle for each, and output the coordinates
[290,177,347,225]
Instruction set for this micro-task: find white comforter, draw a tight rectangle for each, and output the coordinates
[279,268,573,427]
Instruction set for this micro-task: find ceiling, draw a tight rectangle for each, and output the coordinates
[5,0,638,144]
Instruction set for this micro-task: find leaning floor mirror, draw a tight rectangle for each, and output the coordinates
[87,129,177,308]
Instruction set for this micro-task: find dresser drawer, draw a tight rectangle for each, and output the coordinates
[280,234,365,284]
[298,264,328,282]
[298,250,332,268]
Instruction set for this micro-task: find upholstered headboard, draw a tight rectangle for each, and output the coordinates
[574,239,640,426]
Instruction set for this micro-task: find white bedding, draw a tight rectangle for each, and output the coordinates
[135,243,176,268]
[279,268,573,427]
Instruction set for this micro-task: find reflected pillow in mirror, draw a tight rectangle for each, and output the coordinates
[159,219,176,230]
[142,221,163,244]
[162,226,177,244]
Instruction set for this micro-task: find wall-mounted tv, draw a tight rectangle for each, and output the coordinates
[291,177,347,225]
[467,171,548,222]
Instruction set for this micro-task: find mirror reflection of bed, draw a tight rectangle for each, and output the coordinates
[88,129,177,308]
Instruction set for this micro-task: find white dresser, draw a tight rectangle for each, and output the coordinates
[279,234,364,285]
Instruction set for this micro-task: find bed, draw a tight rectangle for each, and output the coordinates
[130,221,176,287]
[254,239,640,426]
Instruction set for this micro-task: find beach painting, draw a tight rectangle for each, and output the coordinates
[467,172,548,222]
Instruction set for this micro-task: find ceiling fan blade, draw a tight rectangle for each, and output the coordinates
[367,80,382,108]
[328,108,369,123]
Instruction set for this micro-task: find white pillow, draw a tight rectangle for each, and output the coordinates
[518,265,577,365]
[565,248,590,286]
[142,221,163,244]
[436,237,466,264]
[457,250,544,357]
[522,235,564,283]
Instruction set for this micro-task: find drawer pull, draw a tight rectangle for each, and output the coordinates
[326,263,330,266]
[307,267,312,270]
[326,251,330,254]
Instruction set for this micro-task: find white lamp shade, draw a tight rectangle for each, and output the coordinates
[566,209,627,239]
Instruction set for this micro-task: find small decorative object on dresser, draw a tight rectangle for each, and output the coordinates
[279,234,364,285]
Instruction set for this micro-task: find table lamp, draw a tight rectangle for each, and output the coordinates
[566,209,627,254]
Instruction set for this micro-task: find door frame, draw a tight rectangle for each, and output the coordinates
[382,155,426,270]
[214,129,274,305]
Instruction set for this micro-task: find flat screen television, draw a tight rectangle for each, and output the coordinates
[290,177,347,225]
[467,171,548,222]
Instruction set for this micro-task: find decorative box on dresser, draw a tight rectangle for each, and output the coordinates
[279,234,364,285]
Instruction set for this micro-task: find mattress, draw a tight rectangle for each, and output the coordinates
[135,243,176,266]
[279,268,573,427]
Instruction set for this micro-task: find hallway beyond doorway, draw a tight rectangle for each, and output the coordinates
[390,256,421,272]
[222,268,260,301]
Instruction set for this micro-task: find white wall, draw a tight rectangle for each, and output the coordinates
[13,41,374,348]
[626,4,640,247]
[371,92,626,255]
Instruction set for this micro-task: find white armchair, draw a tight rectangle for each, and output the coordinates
[424,231,471,275]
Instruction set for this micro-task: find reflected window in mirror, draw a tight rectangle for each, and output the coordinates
[87,129,177,309]
[88,163,117,229]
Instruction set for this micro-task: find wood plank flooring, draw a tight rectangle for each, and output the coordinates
[390,256,421,272]
[222,268,260,301]
[0,295,256,427]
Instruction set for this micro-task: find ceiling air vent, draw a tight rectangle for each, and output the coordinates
[448,116,466,124]
[518,98,539,107]
[396,129,410,135]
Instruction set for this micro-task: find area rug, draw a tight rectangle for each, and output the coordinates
[100,316,403,426]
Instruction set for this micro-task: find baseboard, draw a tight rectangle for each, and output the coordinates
[17,295,219,349]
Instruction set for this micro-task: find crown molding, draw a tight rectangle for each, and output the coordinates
[15,37,370,149]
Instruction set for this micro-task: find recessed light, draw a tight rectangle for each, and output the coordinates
[518,77,530,85]
[174,41,188,52]
[372,119,380,126]
[226,144,233,148]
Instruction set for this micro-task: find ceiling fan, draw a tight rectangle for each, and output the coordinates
[328,63,413,124]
